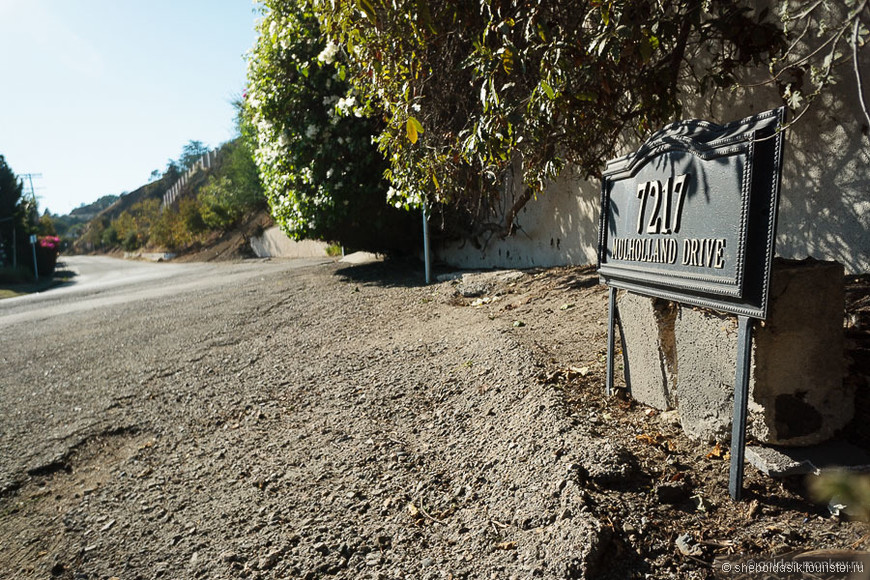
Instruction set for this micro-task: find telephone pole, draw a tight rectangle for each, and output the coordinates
[20,173,42,206]
[19,173,42,273]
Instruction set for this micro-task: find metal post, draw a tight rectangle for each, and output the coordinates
[12,226,16,269]
[30,236,38,281]
[729,315,753,501]
[605,286,617,396]
[422,204,431,285]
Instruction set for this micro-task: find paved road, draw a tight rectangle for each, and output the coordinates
[0,255,327,329]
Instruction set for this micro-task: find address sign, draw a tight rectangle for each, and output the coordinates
[597,107,786,319]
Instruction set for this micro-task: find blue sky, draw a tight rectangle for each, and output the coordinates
[0,0,259,215]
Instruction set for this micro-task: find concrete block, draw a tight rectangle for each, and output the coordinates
[617,291,677,410]
[672,259,851,445]
[672,307,743,442]
[750,259,851,445]
[746,441,870,477]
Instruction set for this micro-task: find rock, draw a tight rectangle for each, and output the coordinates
[313,542,330,556]
[258,548,284,570]
[675,534,702,557]
[365,552,383,566]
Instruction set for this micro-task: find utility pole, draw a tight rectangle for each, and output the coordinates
[20,173,42,275]
[20,173,42,207]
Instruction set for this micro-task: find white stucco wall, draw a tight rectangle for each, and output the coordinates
[250,226,329,259]
[437,174,600,269]
[438,60,870,274]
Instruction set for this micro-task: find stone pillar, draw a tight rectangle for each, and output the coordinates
[618,259,851,446]
[616,292,677,410]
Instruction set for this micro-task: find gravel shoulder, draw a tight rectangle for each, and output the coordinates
[0,256,867,579]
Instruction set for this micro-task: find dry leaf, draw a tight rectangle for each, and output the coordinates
[706,442,725,460]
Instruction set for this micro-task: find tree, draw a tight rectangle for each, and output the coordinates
[245,0,419,252]
[308,0,867,242]
[0,155,23,224]
[0,155,29,267]
[178,140,209,171]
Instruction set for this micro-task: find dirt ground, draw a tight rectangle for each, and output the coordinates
[0,256,868,579]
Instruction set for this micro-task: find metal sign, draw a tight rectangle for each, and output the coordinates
[598,108,786,501]
[598,107,785,318]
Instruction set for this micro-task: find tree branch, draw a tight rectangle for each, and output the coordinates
[853,13,870,129]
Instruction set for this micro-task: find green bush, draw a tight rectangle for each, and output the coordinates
[101,226,119,247]
[198,177,242,231]
[122,231,140,252]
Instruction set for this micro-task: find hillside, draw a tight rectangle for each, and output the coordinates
[68,195,120,220]
[68,139,266,258]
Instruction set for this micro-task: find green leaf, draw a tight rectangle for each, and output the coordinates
[415,0,437,34]
[541,81,556,100]
[357,0,376,21]
[639,36,653,63]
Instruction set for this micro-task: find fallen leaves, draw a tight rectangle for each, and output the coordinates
[705,442,729,460]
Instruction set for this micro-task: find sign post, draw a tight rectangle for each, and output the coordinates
[29,234,38,281]
[597,108,786,500]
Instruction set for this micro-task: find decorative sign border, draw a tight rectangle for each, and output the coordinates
[597,107,785,319]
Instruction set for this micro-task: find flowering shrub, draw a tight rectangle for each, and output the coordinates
[245,0,417,251]
[36,235,60,276]
[38,236,60,252]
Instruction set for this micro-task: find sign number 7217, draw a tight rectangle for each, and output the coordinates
[635,174,689,236]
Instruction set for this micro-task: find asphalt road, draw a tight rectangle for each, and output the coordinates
[0,255,326,329]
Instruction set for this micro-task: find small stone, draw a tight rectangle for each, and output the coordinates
[313,542,330,556]
[376,534,392,547]
[365,552,383,566]
[675,533,703,557]
[258,548,283,570]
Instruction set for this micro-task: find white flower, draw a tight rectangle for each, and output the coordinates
[317,42,340,65]
[336,96,357,115]
[305,125,318,139]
